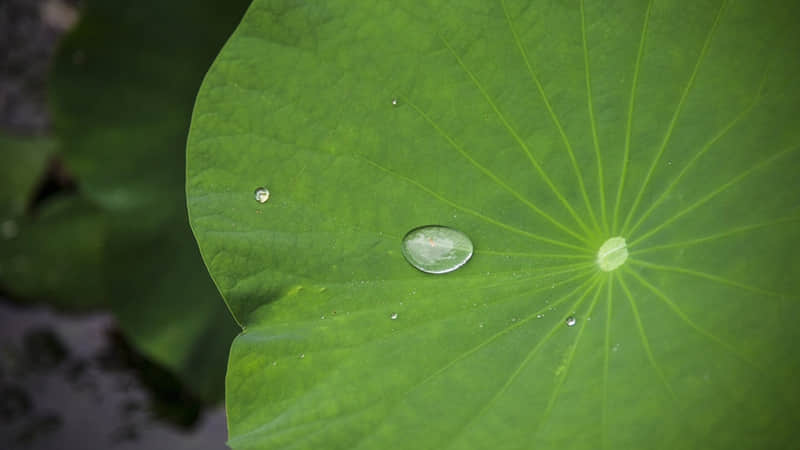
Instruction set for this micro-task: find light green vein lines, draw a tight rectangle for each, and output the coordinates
[616,272,675,399]
[415,271,596,398]
[626,70,768,237]
[443,275,601,450]
[601,273,613,450]
[614,0,652,234]
[499,0,601,236]
[629,144,799,247]
[623,266,760,370]
[630,216,800,255]
[358,155,591,252]
[403,98,591,246]
[628,258,793,298]
[580,0,609,234]
[621,0,729,235]
[480,249,592,259]
[537,277,605,429]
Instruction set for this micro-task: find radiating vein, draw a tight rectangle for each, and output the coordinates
[359,155,590,252]
[629,144,799,247]
[498,0,600,236]
[627,71,768,237]
[613,0,652,233]
[443,275,601,450]
[601,273,612,450]
[623,266,760,370]
[580,0,608,234]
[628,258,793,298]
[434,274,598,448]
[630,216,800,256]
[480,249,591,259]
[538,277,605,427]
[621,0,729,235]
[616,272,675,398]
[262,269,598,447]
[404,98,590,245]
[417,272,596,398]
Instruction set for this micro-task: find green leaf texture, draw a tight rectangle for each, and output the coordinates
[187,0,800,448]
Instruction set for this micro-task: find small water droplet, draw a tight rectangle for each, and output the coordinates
[391,97,398,106]
[667,160,673,166]
[566,316,577,327]
[254,187,270,203]
[511,317,517,322]
[299,353,305,359]
[320,315,325,320]
[612,344,620,352]
[536,314,543,319]
[390,313,398,320]
[479,323,484,328]
[272,361,277,366]
[401,225,473,274]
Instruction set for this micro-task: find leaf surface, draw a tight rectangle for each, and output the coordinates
[188,0,800,447]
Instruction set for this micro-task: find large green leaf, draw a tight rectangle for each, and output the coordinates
[35,0,251,401]
[187,0,800,448]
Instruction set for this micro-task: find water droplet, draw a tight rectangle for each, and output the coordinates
[597,237,628,271]
[536,314,543,319]
[401,225,473,274]
[254,187,270,203]
[479,323,484,328]
[667,160,673,166]
[320,315,325,320]
[612,344,620,352]
[272,361,277,366]
[511,317,517,322]
[391,97,398,106]
[299,353,305,359]
[390,313,398,320]
[566,316,577,327]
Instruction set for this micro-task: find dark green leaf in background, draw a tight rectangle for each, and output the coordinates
[188,0,800,447]
[0,134,55,220]
[1,0,251,402]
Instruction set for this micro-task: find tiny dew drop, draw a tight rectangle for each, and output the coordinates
[391,97,398,106]
[401,225,473,274]
[254,187,270,203]
[566,316,577,327]
[390,313,398,320]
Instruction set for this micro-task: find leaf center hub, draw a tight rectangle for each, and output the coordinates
[597,237,628,272]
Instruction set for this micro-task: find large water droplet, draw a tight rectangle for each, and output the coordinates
[401,225,473,274]
[565,316,577,327]
[254,187,270,203]
[597,237,628,271]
